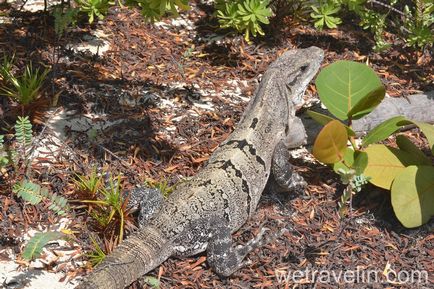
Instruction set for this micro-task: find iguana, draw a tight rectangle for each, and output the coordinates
[77,46,325,289]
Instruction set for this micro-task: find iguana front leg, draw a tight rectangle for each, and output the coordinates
[266,141,307,194]
[127,187,164,227]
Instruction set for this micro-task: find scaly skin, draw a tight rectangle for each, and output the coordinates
[77,47,324,289]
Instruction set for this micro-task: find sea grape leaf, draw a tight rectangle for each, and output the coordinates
[412,121,434,153]
[396,135,431,165]
[347,85,385,119]
[315,60,385,121]
[364,144,420,189]
[362,116,412,147]
[333,147,354,173]
[391,165,434,228]
[306,110,335,126]
[313,120,348,164]
[307,110,356,136]
[353,151,368,175]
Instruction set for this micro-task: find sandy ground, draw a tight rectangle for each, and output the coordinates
[0,260,78,289]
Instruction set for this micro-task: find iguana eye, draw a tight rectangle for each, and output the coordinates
[300,64,308,72]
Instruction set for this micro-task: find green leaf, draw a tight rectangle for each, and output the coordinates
[333,149,368,175]
[333,147,354,173]
[313,120,348,164]
[307,110,335,126]
[353,150,368,175]
[361,116,412,147]
[13,179,69,215]
[15,116,33,148]
[412,121,434,153]
[22,232,64,260]
[144,276,161,288]
[391,165,434,228]
[315,60,385,121]
[396,135,431,165]
[364,144,421,189]
[13,180,43,205]
[306,110,356,136]
[347,86,385,119]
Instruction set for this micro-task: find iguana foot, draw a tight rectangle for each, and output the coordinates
[126,187,163,227]
[207,218,284,277]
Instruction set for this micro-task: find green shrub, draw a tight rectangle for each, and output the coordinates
[216,0,272,41]
[309,0,433,50]
[75,0,115,23]
[134,0,190,22]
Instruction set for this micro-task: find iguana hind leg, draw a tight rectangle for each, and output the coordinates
[206,216,291,277]
[207,220,271,277]
[266,141,306,194]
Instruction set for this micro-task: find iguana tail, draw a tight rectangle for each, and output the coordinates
[76,227,171,289]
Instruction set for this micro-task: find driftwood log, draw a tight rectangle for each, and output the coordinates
[300,91,434,146]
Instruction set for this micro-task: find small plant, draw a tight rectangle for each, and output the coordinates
[0,116,32,169]
[129,0,190,22]
[15,116,33,150]
[0,54,14,82]
[0,135,13,168]
[0,59,50,106]
[13,179,70,216]
[310,59,434,228]
[74,167,103,197]
[22,232,65,260]
[216,0,272,41]
[53,6,79,37]
[86,235,107,266]
[310,0,342,29]
[75,0,115,23]
[79,174,130,241]
[145,179,174,197]
[403,0,434,48]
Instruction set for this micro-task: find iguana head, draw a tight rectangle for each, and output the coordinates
[269,46,324,109]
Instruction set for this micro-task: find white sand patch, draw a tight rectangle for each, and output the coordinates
[289,147,316,163]
[154,16,195,31]
[0,219,82,289]
[66,29,111,56]
[31,108,122,165]
[19,0,61,12]
[0,16,12,24]
[0,260,79,289]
